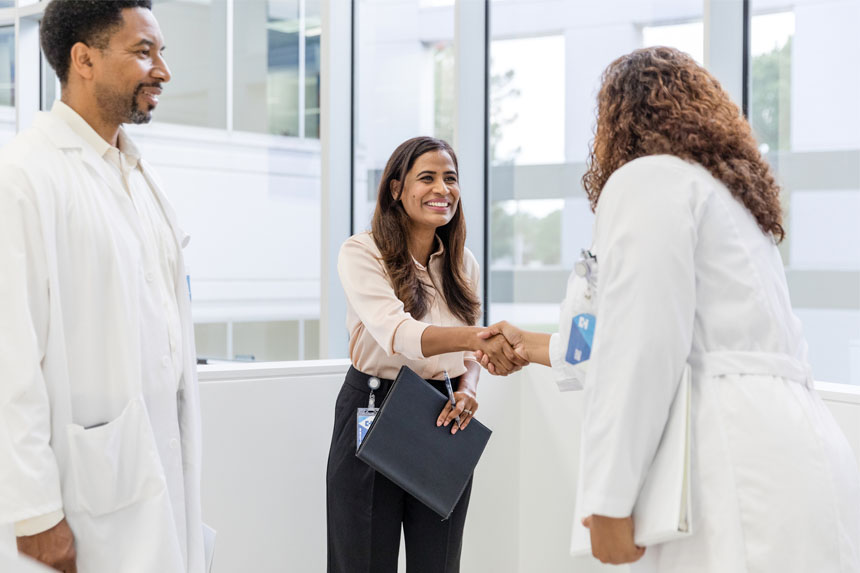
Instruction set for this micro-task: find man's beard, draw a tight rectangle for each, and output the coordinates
[95,82,160,125]
[128,83,155,124]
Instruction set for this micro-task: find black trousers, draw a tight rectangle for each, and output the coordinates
[326,367,473,573]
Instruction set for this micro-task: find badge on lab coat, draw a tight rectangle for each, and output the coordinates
[566,313,595,365]
[551,249,598,391]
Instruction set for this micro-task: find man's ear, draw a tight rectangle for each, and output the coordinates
[390,180,402,201]
[69,42,96,81]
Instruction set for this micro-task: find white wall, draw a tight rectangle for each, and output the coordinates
[198,361,860,573]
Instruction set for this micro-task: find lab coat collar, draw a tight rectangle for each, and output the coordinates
[50,101,112,155]
[32,107,191,250]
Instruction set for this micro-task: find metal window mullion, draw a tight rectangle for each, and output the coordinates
[226,0,234,132]
[15,10,39,132]
[482,0,489,325]
[454,0,488,322]
[320,0,352,358]
[298,0,306,139]
[704,0,744,110]
[741,0,750,117]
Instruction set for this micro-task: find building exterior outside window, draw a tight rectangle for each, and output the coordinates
[487,1,705,333]
[750,1,860,385]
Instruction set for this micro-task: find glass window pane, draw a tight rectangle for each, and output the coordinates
[151,0,228,129]
[750,1,860,385]
[134,2,323,363]
[0,26,13,107]
[488,1,705,330]
[234,0,301,136]
[0,26,13,148]
[353,0,456,232]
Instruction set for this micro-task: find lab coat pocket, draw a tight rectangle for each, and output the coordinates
[65,395,167,517]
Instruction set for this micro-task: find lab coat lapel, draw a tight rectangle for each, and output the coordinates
[32,112,126,194]
[139,160,191,250]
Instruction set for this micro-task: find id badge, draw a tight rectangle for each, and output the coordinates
[566,313,595,365]
[356,408,378,450]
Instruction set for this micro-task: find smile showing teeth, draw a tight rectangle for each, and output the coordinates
[426,202,449,207]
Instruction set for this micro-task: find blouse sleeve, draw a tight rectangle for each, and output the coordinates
[578,157,706,518]
[337,236,431,360]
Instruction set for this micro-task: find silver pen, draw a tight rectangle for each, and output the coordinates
[443,370,462,430]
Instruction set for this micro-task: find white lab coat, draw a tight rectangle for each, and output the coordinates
[561,155,860,572]
[0,112,205,572]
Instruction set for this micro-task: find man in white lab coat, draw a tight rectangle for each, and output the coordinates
[0,1,206,572]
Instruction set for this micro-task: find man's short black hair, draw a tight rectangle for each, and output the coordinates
[41,0,153,84]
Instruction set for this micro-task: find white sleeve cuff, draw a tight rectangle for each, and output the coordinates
[15,509,64,537]
[549,332,564,369]
[579,489,636,519]
[392,319,431,360]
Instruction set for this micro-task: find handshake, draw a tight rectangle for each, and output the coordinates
[471,321,537,376]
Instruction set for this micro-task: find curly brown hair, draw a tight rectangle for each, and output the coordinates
[582,46,785,242]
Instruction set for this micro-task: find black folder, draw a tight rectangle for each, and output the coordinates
[356,366,493,519]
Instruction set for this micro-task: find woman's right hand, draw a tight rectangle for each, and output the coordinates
[473,329,528,375]
[475,321,527,375]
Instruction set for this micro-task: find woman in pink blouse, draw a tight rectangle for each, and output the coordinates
[326,136,524,572]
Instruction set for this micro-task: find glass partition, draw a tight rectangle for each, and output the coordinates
[750,0,860,384]
[0,26,12,107]
[151,0,228,129]
[487,0,705,331]
[352,0,456,232]
[141,0,325,362]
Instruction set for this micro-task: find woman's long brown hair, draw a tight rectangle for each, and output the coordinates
[582,46,785,242]
[371,136,481,325]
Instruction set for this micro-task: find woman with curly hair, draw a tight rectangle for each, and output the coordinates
[478,46,860,571]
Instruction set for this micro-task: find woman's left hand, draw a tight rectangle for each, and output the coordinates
[436,389,478,435]
[582,514,645,565]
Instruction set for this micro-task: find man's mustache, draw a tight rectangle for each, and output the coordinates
[134,83,163,95]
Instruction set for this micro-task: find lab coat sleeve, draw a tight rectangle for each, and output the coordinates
[14,510,64,536]
[337,236,431,360]
[0,173,64,523]
[578,158,702,518]
[548,332,564,370]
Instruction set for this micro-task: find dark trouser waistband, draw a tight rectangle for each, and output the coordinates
[345,366,454,398]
